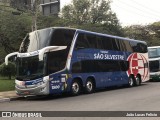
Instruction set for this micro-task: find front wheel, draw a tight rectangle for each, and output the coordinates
[71,80,81,96]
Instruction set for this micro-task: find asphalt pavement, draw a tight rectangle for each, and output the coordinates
[0,82,160,120]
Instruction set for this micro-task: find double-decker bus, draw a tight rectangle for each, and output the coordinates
[5,27,149,96]
[148,46,160,81]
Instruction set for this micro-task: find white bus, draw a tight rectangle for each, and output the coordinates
[148,46,160,81]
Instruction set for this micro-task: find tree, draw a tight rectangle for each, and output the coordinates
[0,11,32,54]
[61,0,120,25]
[61,0,123,36]
[0,62,16,79]
[123,22,160,46]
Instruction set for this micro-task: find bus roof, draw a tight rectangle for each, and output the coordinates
[76,29,147,44]
[35,27,147,44]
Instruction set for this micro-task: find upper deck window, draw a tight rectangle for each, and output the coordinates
[19,28,52,53]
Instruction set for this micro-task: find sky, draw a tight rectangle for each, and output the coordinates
[60,0,160,26]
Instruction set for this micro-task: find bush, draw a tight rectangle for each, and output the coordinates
[0,62,16,79]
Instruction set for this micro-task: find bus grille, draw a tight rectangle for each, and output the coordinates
[149,60,159,72]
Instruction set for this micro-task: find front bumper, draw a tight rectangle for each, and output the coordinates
[16,83,49,96]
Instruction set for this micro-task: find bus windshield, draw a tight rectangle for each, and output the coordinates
[19,28,52,53]
[16,56,46,81]
[148,48,160,58]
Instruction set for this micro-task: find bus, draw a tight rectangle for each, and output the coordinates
[5,27,149,96]
[148,46,160,81]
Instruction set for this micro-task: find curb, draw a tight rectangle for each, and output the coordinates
[0,96,24,103]
[0,98,10,102]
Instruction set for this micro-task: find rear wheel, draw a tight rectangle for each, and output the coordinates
[128,76,134,87]
[135,76,141,86]
[71,80,81,96]
[85,79,95,94]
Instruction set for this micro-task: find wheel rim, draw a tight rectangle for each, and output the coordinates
[86,81,93,92]
[129,77,134,86]
[72,82,79,94]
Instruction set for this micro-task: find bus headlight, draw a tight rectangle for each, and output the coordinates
[37,76,49,86]
[43,76,49,82]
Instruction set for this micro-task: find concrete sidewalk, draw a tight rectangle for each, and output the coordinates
[0,91,21,102]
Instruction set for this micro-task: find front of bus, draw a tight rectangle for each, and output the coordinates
[5,28,74,96]
[148,46,160,81]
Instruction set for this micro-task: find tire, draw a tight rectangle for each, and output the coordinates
[135,76,141,86]
[85,79,95,94]
[128,76,134,87]
[71,80,81,96]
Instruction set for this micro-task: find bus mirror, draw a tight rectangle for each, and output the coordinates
[39,46,67,61]
[5,52,19,65]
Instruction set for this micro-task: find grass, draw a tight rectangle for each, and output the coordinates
[0,76,15,92]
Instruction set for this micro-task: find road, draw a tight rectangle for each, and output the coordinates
[0,82,160,120]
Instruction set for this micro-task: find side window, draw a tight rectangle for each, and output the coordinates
[87,34,97,48]
[102,37,113,50]
[97,60,120,72]
[50,29,75,48]
[112,39,120,51]
[120,40,133,52]
[75,33,97,49]
[72,62,82,73]
[130,41,138,52]
[130,41,147,53]
[119,61,129,71]
[47,50,67,74]
[137,43,148,53]
[37,29,51,49]
[75,33,90,49]
[71,60,129,73]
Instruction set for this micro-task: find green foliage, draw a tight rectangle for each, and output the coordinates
[0,79,15,92]
[72,23,124,36]
[61,0,120,25]
[0,12,32,53]
[0,62,16,79]
[123,22,160,46]
[37,15,64,29]
[61,0,123,36]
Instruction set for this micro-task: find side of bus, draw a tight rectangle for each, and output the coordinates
[64,30,149,95]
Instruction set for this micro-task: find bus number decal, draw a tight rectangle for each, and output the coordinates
[52,85,60,90]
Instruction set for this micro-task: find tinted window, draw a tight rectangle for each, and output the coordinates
[50,29,75,48]
[47,29,76,74]
[98,36,113,50]
[75,33,97,49]
[19,28,52,53]
[75,33,147,53]
[75,33,114,50]
[120,40,133,52]
[72,60,129,73]
[137,43,148,53]
[130,41,147,53]
[37,29,51,49]
[47,50,67,74]
[112,39,120,51]
[148,48,160,58]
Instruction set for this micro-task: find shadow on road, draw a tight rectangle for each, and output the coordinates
[18,83,149,101]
